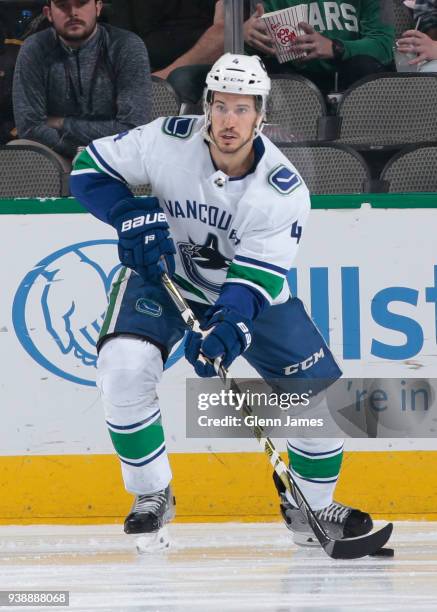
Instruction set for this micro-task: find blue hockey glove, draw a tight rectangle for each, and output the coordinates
[185,307,253,377]
[108,197,175,281]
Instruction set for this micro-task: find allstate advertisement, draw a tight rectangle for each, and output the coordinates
[2,206,437,455]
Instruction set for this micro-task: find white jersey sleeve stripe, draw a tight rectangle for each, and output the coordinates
[233,258,285,279]
[89,142,127,183]
[70,168,100,176]
[234,254,288,276]
[227,260,284,300]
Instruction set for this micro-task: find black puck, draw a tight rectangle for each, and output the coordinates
[369,547,394,557]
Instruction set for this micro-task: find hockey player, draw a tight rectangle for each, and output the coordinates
[70,53,372,547]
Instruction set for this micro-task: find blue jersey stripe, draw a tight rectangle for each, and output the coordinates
[290,468,339,484]
[106,409,161,431]
[234,255,287,276]
[120,444,166,467]
[89,142,127,183]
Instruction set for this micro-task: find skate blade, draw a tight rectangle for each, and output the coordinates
[134,526,171,554]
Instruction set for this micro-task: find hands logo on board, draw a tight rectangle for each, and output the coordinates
[12,240,183,387]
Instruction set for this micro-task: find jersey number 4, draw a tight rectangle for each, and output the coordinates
[291,221,302,243]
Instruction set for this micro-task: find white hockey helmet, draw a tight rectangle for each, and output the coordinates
[203,53,271,137]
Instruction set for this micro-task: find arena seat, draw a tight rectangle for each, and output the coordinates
[267,75,328,141]
[277,142,372,194]
[335,73,437,149]
[391,0,414,38]
[130,77,182,196]
[0,145,68,197]
[167,64,210,114]
[380,143,437,192]
[151,76,181,121]
[130,183,152,196]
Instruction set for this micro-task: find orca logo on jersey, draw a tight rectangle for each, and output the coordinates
[121,212,167,233]
[178,233,231,295]
[268,165,302,195]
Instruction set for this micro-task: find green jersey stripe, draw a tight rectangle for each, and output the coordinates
[227,261,284,299]
[99,267,128,339]
[288,448,344,479]
[109,419,165,460]
[173,273,210,303]
[72,149,104,174]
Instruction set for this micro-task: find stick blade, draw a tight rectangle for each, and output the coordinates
[323,522,393,560]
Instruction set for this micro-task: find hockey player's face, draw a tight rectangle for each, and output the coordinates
[44,0,102,44]
[210,93,259,155]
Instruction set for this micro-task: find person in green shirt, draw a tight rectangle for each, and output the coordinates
[244,1,395,93]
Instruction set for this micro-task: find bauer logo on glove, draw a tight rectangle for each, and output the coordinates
[109,196,176,282]
[236,321,252,348]
[121,212,168,233]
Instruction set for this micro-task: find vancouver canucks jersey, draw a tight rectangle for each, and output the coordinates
[71,116,310,309]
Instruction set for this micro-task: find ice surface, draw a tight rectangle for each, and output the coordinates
[0,522,436,611]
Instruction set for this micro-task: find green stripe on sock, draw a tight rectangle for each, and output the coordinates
[99,267,127,339]
[227,262,284,299]
[72,149,104,173]
[109,419,165,460]
[288,449,343,479]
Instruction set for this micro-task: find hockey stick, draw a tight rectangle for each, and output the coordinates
[161,271,393,559]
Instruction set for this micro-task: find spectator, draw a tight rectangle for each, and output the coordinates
[13,0,151,162]
[398,0,437,71]
[0,21,21,144]
[244,1,395,93]
[110,0,225,80]
[411,0,437,38]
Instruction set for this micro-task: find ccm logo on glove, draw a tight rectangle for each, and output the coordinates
[121,212,168,233]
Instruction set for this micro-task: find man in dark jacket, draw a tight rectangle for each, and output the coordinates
[13,0,151,160]
[0,22,21,144]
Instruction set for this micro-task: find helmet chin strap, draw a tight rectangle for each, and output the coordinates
[201,96,214,144]
[253,114,265,138]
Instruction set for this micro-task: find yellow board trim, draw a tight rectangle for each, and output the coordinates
[0,451,436,523]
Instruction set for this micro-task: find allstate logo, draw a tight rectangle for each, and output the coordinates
[12,240,184,386]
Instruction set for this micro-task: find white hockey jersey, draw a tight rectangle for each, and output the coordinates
[71,116,311,307]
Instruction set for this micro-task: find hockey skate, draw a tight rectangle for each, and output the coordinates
[273,472,373,546]
[124,486,175,553]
